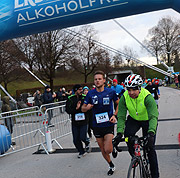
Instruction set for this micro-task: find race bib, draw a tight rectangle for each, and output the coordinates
[75,113,85,121]
[95,112,109,124]
[103,97,110,105]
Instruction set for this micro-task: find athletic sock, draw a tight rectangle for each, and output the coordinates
[107,161,115,176]
[109,161,114,168]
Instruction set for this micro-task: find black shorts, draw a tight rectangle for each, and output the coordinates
[92,125,114,138]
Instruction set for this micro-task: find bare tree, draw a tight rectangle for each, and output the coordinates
[67,25,110,83]
[15,30,76,89]
[143,36,163,65]
[0,40,23,91]
[14,35,37,70]
[144,16,180,65]
[113,52,124,68]
[123,46,138,67]
[96,49,112,74]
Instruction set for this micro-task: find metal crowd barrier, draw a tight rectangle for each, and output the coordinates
[40,101,66,114]
[0,106,47,156]
[43,104,72,152]
[0,102,72,156]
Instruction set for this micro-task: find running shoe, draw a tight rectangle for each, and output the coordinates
[85,143,91,153]
[77,152,86,158]
[107,166,115,176]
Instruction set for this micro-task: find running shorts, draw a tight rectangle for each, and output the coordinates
[92,125,114,138]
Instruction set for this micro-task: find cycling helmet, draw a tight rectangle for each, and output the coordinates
[124,74,143,88]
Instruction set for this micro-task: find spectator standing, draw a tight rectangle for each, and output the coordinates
[174,74,179,88]
[82,71,119,176]
[92,85,96,90]
[154,78,160,86]
[62,87,67,99]
[152,78,156,84]
[178,74,180,88]
[56,87,64,102]
[65,89,73,99]
[111,79,125,98]
[1,96,14,135]
[145,79,160,108]
[56,87,66,113]
[111,79,125,109]
[65,84,90,158]
[33,90,42,108]
[120,82,125,88]
[43,85,56,126]
[165,76,169,86]
[141,80,147,88]
[106,81,111,88]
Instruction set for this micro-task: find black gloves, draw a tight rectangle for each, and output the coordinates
[112,133,123,158]
[147,132,155,149]
[113,133,123,146]
[112,147,118,158]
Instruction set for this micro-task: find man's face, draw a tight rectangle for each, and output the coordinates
[94,74,105,88]
[76,87,83,95]
[148,81,152,85]
[46,88,51,92]
[113,82,117,87]
[127,88,140,99]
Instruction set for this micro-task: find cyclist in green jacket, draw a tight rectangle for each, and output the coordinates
[114,74,159,178]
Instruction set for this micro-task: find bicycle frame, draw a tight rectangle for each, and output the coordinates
[113,135,152,178]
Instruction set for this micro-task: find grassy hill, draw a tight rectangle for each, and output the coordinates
[3,71,94,98]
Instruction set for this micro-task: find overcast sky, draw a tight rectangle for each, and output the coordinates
[88,8,180,65]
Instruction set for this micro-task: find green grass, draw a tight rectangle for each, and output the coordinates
[6,80,46,97]
[3,71,94,97]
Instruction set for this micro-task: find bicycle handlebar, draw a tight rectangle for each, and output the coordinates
[113,135,148,152]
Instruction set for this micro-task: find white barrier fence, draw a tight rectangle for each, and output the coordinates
[0,102,71,157]
[44,104,71,150]
[40,101,66,114]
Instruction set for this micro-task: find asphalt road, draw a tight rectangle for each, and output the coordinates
[0,86,180,178]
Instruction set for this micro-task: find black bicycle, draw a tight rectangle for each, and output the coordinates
[113,135,151,178]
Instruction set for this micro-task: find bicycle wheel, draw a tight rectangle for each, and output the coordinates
[127,158,143,178]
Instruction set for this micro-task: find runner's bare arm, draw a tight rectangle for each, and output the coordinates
[114,99,119,116]
[109,99,119,123]
[81,103,93,112]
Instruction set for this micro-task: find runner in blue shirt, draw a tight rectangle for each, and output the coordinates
[111,79,125,97]
[111,79,125,109]
[82,70,119,176]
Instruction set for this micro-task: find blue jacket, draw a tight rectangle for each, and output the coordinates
[111,84,125,96]
[43,90,54,104]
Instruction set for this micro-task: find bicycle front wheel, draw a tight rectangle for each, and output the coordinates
[127,158,143,178]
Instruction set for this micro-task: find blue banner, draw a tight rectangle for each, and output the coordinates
[0,0,179,41]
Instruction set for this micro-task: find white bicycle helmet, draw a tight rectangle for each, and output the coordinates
[124,74,143,88]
